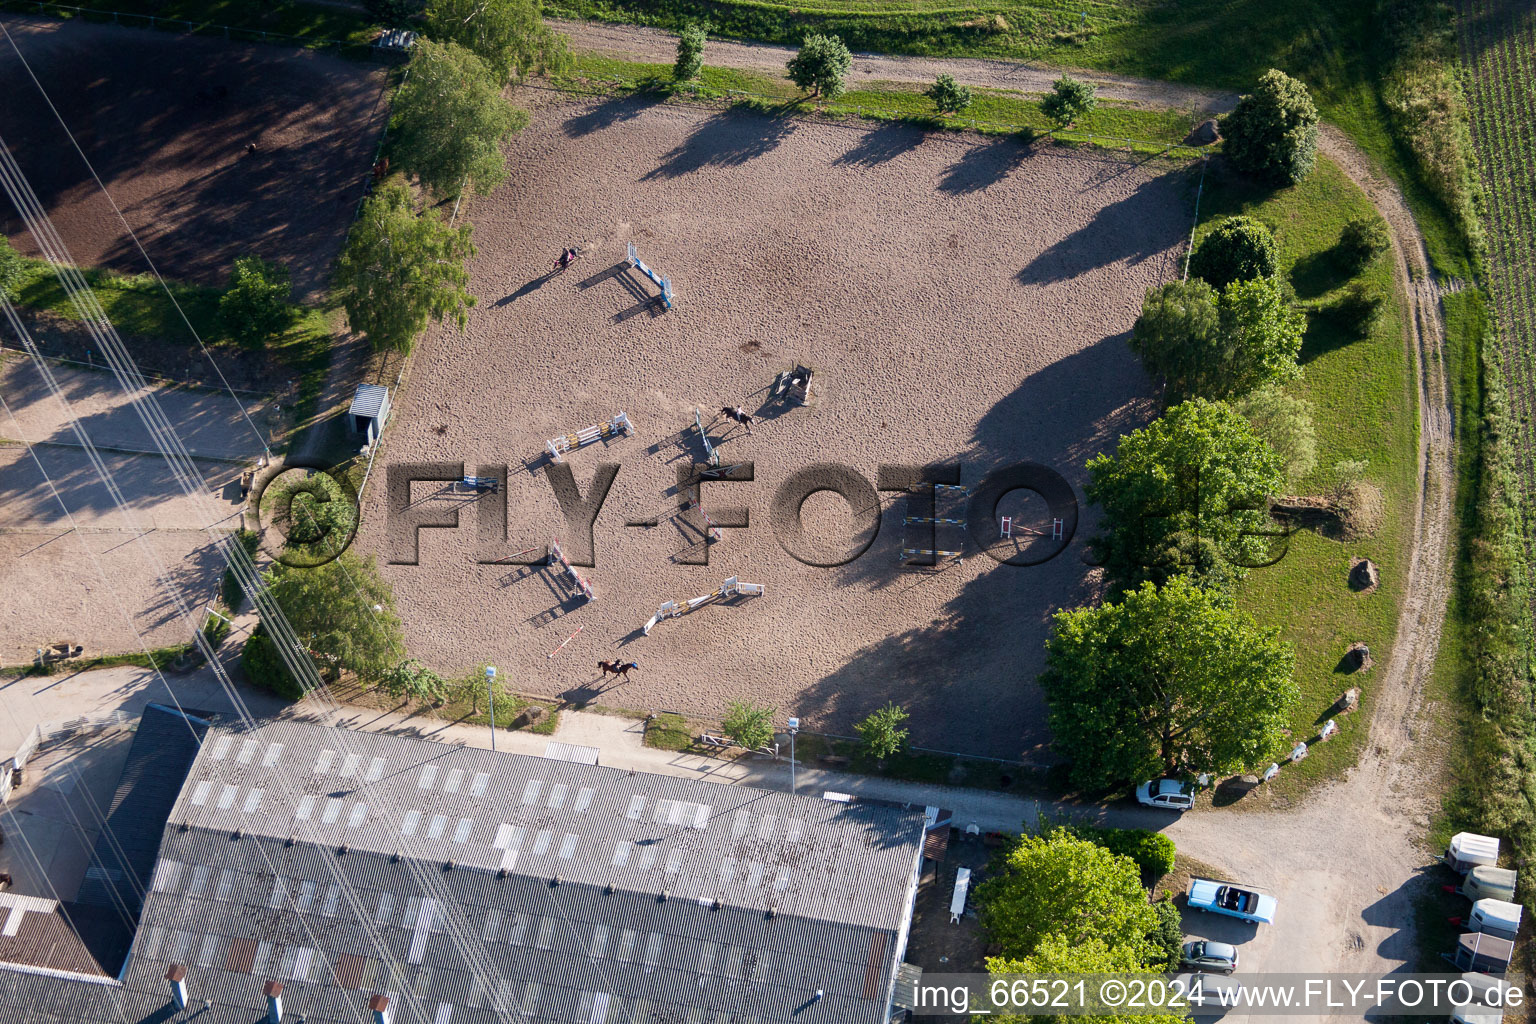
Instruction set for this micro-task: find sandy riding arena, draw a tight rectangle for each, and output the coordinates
[357,93,1193,760]
[0,16,389,297]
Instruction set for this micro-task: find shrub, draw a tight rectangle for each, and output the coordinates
[1146,896,1183,972]
[381,659,450,704]
[0,237,23,299]
[364,0,425,25]
[1222,68,1320,185]
[926,73,973,115]
[856,702,910,761]
[1040,75,1096,127]
[787,34,852,101]
[1330,280,1388,335]
[674,23,706,84]
[1074,825,1178,882]
[722,701,775,750]
[242,625,304,701]
[221,527,261,612]
[202,609,232,648]
[1337,216,1392,273]
[1235,385,1318,484]
[1189,216,1280,289]
[218,255,292,347]
[1130,277,1302,402]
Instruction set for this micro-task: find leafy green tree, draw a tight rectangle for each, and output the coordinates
[1131,277,1303,402]
[787,33,852,101]
[0,237,24,299]
[390,39,529,199]
[926,73,973,115]
[263,551,407,683]
[424,0,569,86]
[1040,75,1097,127]
[722,701,775,750]
[242,624,304,701]
[1336,215,1391,273]
[1235,384,1317,484]
[381,659,450,704]
[1073,826,1177,882]
[335,182,477,353]
[987,935,1185,1024]
[1189,215,1279,289]
[1145,896,1184,973]
[1222,68,1319,185]
[976,828,1156,958]
[856,702,910,761]
[1042,575,1298,788]
[1085,398,1286,592]
[674,23,707,84]
[218,255,292,347]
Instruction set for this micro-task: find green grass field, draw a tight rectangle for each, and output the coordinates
[1196,158,1418,794]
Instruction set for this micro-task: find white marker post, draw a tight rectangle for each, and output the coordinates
[485,666,498,751]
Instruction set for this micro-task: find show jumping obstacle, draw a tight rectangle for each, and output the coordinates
[642,577,764,635]
[549,538,595,602]
[547,412,634,463]
[627,243,674,309]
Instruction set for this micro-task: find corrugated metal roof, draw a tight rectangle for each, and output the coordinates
[348,384,389,419]
[544,742,602,765]
[0,717,924,1024]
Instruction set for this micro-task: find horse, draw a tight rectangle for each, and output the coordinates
[597,659,638,680]
[719,406,754,434]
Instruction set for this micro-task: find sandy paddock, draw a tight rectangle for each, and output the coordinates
[356,93,1192,760]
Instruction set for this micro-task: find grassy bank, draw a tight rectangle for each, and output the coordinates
[0,0,378,51]
[1193,157,1419,796]
[4,641,196,677]
[554,52,1203,148]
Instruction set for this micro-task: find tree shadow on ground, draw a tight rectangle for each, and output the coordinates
[1299,308,1361,364]
[1018,174,1189,286]
[562,94,654,138]
[1289,248,1351,299]
[937,135,1030,195]
[833,120,927,167]
[640,106,798,180]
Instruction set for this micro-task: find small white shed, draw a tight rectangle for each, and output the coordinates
[348,384,391,445]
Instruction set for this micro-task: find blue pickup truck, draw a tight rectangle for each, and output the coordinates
[1187,878,1277,924]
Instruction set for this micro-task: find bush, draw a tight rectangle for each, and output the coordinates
[202,609,232,648]
[1041,75,1096,127]
[722,701,775,750]
[786,34,852,101]
[1337,216,1392,273]
[1234,385,1318,484]
[217,255,292,347]
[926,73,973,115]
[1189,216,1279,289]
[220,527,261,612]
[856,702,911,761]
[364,0,425,25]
[674,23,706,84]
[1130,277,1302,402]
[242,625,304,701]
[0,237,23,299]
[381,658,449,704]
[1074,825,1178,883]
[1222,68,1320,185]
[1146,896,1183,972]
[1329,280,1388,335]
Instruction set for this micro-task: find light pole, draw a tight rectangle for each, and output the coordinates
[787,717,799,796]
[485,666,497,751]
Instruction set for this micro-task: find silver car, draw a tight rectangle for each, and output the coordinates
[1181,939,1239,974]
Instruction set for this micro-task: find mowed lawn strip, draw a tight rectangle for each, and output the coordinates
[1197,158,1417,795]
[553,52,1200,146]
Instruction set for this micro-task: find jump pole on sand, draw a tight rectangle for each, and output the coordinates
[1000,517,1063,539]
[549,537,596,602]
[548,412,634,463]
[642,576,764,635]
[693,408,720,467]
[547,624,584,659]
[627,242,675,309]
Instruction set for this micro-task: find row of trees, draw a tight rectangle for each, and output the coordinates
[721,699,911,760]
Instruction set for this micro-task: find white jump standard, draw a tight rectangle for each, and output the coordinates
[549,537,595,602]
[693,408,720,467]
[627,242,675,309]
[547,412,634,463]
[1001,516,1064,540]
[642,577,764,635]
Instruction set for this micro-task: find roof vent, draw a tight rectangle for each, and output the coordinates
[605,883,614,895]
[499,867,509,879]
[165,964,187,1010]
[392,851,401,863]
[551,875,561,887]
[286,836,296,847]
[179,822,189,832]
[766,906,776,920]
[659,891,668,903]
[337,845,349,856]
[232,829,243,840]
[444,860,456,871]
[711,899,721,911]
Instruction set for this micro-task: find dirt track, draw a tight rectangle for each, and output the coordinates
[0,15,389,297]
